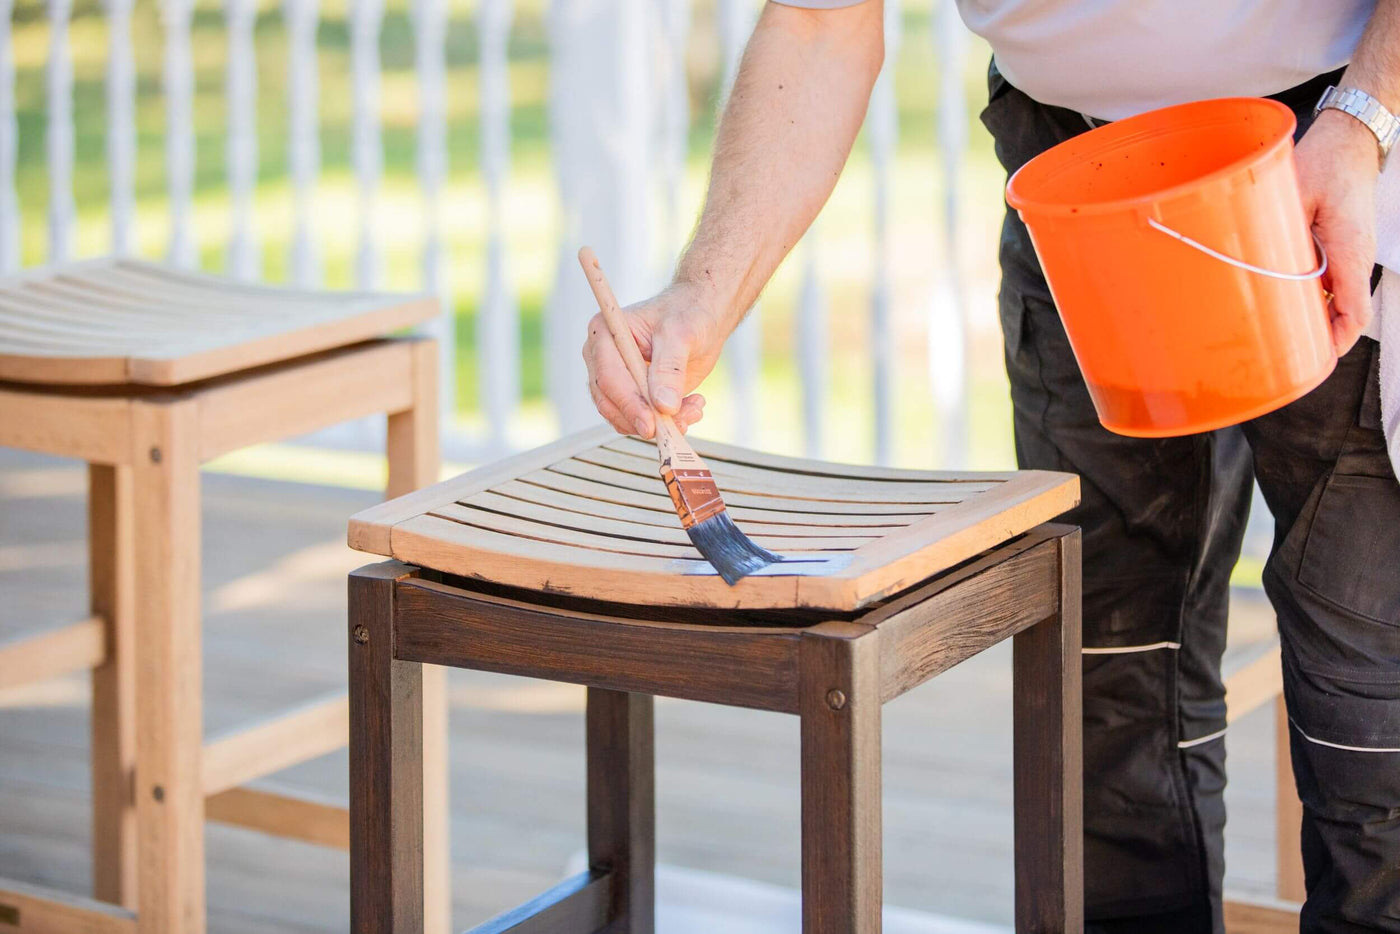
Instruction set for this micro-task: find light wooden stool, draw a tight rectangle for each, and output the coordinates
[346,427,1084,934]
[0,258,450,934]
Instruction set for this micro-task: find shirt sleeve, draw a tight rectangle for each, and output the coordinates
[768,0,870,8]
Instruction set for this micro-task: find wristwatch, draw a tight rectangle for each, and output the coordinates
[1315,85,1400,170]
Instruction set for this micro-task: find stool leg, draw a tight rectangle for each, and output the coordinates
[586,689,654,934]
[131,400,205,934]
[90,463,138,907]
[800,623,881,934]
[350,564,425,934]
[384,338,450,934]
[1275,696,1305,901]
[1012,529,1083,934]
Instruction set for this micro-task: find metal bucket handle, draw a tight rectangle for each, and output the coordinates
[1147,217,1328,282]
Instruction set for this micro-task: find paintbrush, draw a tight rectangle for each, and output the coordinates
[578,246,781,585]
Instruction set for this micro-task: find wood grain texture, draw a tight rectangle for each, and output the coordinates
[0,876,137,933]
[586,689,654,934]
[89,462,137,907]
[0,615,103,690]
[378,339,449,934]
[196,341,414,461]
[1012,527,1082,934]
[0,385,132,464]
[1223,896,1301,934]
[0,258,439,386]
[1224,637,1282,724]
[348,428,1079,612]
[1274,697,1305,902]
[349,562,425,934]
[205,786,349,851]
[466,871,613,934]
[201,693,349,795]
[385,336,439,500]
[799,622,881,934]
[611,436,1021,483]
[877,537,1059,702]
[392,578,803,713]
[348,425,614,555]
[130,396,205,934]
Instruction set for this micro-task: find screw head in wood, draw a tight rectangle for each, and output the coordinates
[152,785,165,802]
[353,625,370,645]
[149,446,162,463]
[826,689,847,710]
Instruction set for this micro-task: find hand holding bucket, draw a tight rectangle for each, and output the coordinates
[1007,97,1334,437]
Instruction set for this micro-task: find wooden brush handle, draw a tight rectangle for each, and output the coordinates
[577,246,693,461]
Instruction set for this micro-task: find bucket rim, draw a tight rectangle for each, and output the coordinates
[1005,97,1297,220]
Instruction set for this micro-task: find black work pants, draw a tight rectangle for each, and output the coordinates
[982,64,1400,933]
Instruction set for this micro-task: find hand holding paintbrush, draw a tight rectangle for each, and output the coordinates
[578,247,780,585]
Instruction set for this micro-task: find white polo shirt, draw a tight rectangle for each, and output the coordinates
[774,0,1376,121]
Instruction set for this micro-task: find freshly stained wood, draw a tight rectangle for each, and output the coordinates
[0,257,438,386]
[350,428,1080,612]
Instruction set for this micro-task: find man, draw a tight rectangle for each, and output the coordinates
[581,2,1400,931]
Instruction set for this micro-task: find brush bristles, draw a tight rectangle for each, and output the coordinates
[685,511,782,585]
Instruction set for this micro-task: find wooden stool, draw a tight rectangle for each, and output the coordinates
[347,427,1084,933]
[0,258,450,934]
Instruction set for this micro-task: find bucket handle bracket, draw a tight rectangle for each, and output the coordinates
[1146,217,1328,282]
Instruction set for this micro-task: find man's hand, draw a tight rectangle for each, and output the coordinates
[1296,108,1380,356]
[582,282,721,438]
[579,0,884,437]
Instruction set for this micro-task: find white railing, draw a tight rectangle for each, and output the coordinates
[0,0,975,467]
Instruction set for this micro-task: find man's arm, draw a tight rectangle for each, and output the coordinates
[583,0,884,438]
[1296,0,1400,355]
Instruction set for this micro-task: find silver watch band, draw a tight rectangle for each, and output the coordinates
[1315,85,1400,170]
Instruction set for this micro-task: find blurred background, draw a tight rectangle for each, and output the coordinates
[0,0,1287,930]
[3,0,1013,469]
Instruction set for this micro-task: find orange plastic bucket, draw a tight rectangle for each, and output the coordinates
[1006,97,1334,437]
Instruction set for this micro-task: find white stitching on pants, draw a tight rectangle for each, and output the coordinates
[1178,727,1227,749]
[1290,718,1400,753]
[1082,641,1182,655]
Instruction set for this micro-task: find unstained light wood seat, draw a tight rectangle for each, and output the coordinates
[0,258,449,934]
[347,428,1085,934]
[0,256,436,386]
[349,426,1079,611]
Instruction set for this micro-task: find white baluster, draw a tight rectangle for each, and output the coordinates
[931,0,969,466]
[412,0,455,428]
[226,0,260,278]
[285,0,320,286]
[0,0,19,271]
[350,0,383,288]
[868,0,901,465]
[797,233,828,459]
[162,0,197,267]
[659,0,690,255]
[46,0,74,262]
[545,0,656,432]
[106,0,136,255]
[718,0,760,445]
[477,0,517,448]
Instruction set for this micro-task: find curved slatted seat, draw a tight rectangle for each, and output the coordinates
[0,257,438,386]
[349,426,1081,611]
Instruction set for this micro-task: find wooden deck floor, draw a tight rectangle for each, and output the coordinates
[0,447,1285,932]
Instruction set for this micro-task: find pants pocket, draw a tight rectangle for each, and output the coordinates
[1297,473,1400,626]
